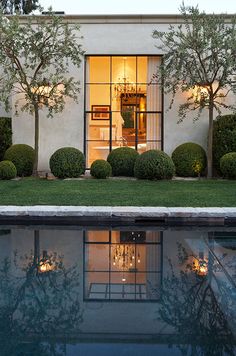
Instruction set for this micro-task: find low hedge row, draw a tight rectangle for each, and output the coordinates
[2,140,236,181]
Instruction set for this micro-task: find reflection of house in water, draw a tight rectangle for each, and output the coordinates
[0,227,235,353]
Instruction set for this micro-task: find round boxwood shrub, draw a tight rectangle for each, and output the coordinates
[49,147,85,179]
[171,142,207,177]
[213,114,236,173]
[134,149,175,180]
[0,160,17,180]
[107,147,139,177]
[90,159,112,179]
[220,152,236,179]
[4,144,35,177]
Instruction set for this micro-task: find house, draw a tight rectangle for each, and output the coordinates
[1,14,235,171]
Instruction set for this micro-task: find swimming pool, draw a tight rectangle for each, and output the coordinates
[0,225,235,355]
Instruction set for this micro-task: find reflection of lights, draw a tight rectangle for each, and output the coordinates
[112,239,142,282]
[112,244,141,271]
[193,257,208,276]
[198,259,208,276]
[38,261,53,273]
[38,250,56,273]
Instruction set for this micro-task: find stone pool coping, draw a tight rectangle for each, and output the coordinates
[0,206,236,225]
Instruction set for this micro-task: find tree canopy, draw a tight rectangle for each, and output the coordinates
[153,4,236,177]
[0,0,39,14]
[0,10,84,173]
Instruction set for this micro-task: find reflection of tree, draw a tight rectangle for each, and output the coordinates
[159,242,236,356]
[0,230,82,356]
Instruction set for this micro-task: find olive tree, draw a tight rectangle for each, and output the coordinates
[0,11,84,174]
[153,4,236,178]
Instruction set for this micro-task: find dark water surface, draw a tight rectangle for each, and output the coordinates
[0,225,235,355]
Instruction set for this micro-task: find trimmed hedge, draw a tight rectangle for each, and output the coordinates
[172,142,207,177]
[0,160,17,180]
[134,149,175,180]
[0,117,12,161]
[213,114,236,173]
[107,147,139,177]
[50,147,85,179]
[4,144,35,177]
[220,152,236,179]
[90,159,112,179]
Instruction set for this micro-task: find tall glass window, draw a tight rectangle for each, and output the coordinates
[85,56,163,168]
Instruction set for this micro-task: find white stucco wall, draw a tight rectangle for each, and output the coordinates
[11,15,235,170]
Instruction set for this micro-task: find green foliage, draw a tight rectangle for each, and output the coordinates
[50,147,85,179]
[0,160,17,179]
[107,147,139,177]
[0,0,40,14]
[172,142,207,177]
[0,11,84,173]
[90,159,112,179]
[134,149,175,180]
[152,5,236,121]
[213,114,236,173]
[4,144,35,176]
[0,12,84,117]
[220,152,236,179]
[0,117,12,161]
[152,4,236,178]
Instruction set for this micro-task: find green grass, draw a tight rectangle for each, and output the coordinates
[0,177,236,206]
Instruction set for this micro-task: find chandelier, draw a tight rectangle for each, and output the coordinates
[114,57,136,99]
[112,243,141,282]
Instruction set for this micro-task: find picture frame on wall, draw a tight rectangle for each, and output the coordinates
[91,105,110,120]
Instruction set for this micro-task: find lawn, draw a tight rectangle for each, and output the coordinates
[0,177,236,206]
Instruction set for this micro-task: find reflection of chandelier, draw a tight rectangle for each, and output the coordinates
[112,244,141,272]
[114,57,136,99]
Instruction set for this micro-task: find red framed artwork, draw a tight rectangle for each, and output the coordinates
[91,105,110,120]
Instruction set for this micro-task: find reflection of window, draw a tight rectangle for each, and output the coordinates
[84,230,162,301]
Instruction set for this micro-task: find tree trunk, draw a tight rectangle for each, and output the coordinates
[207,99,214,179]
[33,103,39,176]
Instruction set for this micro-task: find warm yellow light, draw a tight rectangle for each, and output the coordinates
[194,258,208,276]
[30,82,65,106]
[192,85,210,103]
[198,260,208,276]
[38,261,54,273]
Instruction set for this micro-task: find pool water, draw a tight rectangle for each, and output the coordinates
[0,226,235,355]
